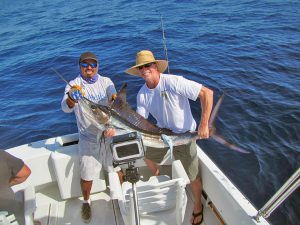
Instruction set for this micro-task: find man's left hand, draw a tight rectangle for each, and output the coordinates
[104,128,116,137]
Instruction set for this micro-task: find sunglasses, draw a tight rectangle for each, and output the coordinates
[138,62,155,70]
[80,62,98,68]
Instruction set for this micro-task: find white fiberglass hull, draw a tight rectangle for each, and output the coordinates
[5,133,270,225]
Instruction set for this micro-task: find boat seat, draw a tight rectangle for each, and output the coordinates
[50,147,106,200]
[109,160,189,225]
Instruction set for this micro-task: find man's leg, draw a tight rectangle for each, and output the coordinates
[144,158,160,176]
[173,141,204,224]
[144,146,168,176]
[80,179,92,223]
[81,179,93,200]
[190,178,203,224]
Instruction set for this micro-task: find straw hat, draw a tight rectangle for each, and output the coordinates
[126,50,168,76]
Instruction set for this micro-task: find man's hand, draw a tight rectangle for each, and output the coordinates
[198,123,210,139]
[68,85,84,102]
[104,128,116,137]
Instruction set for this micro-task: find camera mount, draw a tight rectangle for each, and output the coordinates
[110,132,145,225]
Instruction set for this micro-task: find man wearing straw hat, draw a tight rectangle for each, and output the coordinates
[126,50,213,225]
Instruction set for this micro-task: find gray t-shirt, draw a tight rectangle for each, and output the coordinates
[0,151,24,223]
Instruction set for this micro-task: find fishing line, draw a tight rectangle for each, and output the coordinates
[160,15,170,124]
[160,14,175,152]
[160,14,170,74]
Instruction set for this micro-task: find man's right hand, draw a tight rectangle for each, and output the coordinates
[68,85,84,102]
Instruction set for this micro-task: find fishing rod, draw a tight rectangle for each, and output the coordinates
[51,67,72,88]
[160,14,170,74]
[51,67,116,108]
[51,67,93,103]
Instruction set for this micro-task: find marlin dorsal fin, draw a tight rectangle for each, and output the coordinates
[112,83,130,110]
[117,83,128,103]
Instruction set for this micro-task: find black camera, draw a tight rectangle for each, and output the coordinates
[110,132,145,164]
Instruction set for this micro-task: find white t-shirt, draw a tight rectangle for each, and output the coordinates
[61,74,116,143]
[136,73,202,133]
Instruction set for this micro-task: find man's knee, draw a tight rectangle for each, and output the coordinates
[144,158,160,176]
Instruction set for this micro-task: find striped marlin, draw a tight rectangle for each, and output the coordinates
[78,83,249,153]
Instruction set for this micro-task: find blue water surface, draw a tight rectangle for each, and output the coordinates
[0,1,299,224]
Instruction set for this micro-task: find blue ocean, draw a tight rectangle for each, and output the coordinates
[0,0,299,224]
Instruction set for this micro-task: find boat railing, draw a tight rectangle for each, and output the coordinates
[255,167,300,221]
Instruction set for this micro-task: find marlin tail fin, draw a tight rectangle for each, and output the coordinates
[209,93,250,154]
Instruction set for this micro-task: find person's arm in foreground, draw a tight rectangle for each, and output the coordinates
[9,164,31,186]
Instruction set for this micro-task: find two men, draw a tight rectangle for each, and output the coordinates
[62,50,213,225]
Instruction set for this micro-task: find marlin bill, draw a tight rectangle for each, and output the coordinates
[79,84,249,153]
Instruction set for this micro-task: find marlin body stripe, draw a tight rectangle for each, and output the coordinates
[79,83,249,153]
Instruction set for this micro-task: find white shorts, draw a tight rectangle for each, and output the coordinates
[79,137,117,181]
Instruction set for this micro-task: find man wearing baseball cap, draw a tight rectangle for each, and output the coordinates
[61,51,118,223]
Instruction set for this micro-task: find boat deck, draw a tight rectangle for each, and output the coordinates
[8,134,271,225]
[34,182,220,225]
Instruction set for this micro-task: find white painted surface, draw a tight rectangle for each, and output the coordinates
[5,134,271,225]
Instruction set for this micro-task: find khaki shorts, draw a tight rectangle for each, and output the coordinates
[78,137,116,181]
[145,141,200,181]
